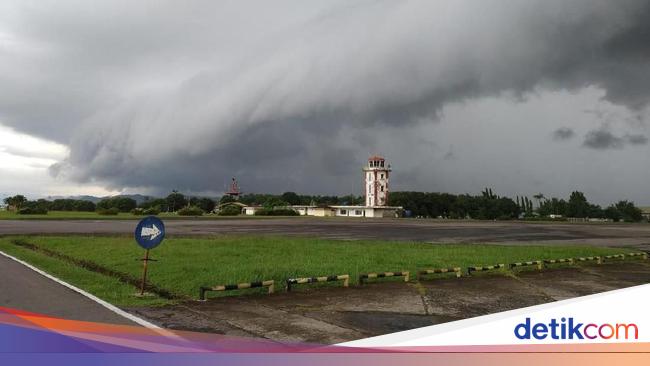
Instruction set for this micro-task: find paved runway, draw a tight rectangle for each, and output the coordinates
[2,218,650,247]
[0,254,136,325]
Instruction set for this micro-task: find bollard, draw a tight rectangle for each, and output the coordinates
[627,252,648,260]
[544,258,574,265]
[467,264,506,275]
[199,280,274,300]
[603,254,626,262]
[509,260,544,270]
[417,267,462,280]
[286,274,349,291]
[574,256,601,264]
[359,271,410,284]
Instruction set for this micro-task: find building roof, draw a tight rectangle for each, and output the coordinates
[330,205,402,209]
[368,155,385,161]
[217,202,247,209]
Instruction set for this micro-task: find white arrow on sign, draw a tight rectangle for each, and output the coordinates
[140,224,162,240]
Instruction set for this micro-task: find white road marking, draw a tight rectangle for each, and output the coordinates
[0,249,161,329]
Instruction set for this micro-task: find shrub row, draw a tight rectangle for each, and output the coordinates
[254,208,299,216]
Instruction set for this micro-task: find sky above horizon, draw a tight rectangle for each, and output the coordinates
[1,0,649,204]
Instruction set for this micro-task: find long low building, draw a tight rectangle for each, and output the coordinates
[241,155,402,218]
[242,204,402,218]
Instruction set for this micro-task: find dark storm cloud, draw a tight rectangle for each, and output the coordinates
[552,127,576,141]
[625,134,648,145]
[1,0,650,194]
[583,129,624,150]
[582,129,648,150]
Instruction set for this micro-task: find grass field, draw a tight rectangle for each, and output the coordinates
[0,235,627,307]
[0,210,284,220]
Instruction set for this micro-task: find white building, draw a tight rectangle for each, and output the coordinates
[243,155,402,218]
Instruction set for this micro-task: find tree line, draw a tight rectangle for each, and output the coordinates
[228,192,364,207]
[3,189,646,222]
[387,189,646,222]
[2,196,95,214]
[387,188,521,220]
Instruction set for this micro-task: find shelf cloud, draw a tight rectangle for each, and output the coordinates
[1,0,649,200]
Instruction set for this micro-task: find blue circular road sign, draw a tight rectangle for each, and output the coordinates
[134,216,165,250]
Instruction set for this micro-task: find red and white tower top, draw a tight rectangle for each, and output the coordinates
[226,177,241,198]
[363,155,391,207]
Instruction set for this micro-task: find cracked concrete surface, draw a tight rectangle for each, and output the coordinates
[128,261,650,344]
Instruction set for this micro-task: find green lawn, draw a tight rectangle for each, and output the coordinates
[0,235,628,307]
[0,210,287,220]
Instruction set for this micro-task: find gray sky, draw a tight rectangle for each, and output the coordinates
[1,0,649,204]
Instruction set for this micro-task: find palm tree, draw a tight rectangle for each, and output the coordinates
[533,193,546,209]
[4,195,27,211]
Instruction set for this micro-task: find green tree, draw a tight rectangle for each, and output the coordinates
[566,191,590,218]
[219,195,237,204]
[614,200,643,222]
[139,198,168,211]
[191,197,216,213]
[73,200,96,212]
[538,198,568,217]
[166,191,187,212]
[218,204,242,216]
[280,192,301,205]
[96,197,136,213]
[263,197,289,210]
[604,205,622,222]
[4,195,27,211]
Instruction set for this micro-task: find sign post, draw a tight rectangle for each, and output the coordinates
[134,216,165,296]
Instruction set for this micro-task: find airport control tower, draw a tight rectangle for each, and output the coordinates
[363,155,391,207]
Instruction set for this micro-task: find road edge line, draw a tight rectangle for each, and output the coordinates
[0,249,161,329]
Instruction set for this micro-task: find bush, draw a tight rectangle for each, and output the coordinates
[131,208,145,215]
[144,207,161,215]
[49,199,96,212]
[97,207,119,215]
[17,206,48,215]
[192,197,216,213]
[74,200,96,212]
[140,199,168,212]
[177,206,204,216]
[218,204,241,216]
[254,208,299,216]
[97,197,137,212]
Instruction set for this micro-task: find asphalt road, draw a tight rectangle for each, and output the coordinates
[2,218,650,247]
[0,254,137,325]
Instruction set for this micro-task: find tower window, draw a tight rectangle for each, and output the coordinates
[380,173,384,179]
[381,185,384,192]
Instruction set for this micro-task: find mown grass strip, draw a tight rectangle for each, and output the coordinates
[0,235,628,305]
[10,239,185,300]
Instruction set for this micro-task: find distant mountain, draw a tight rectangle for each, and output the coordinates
[45,194,159,205]
[46,195,102,203]
[117,194,158,205]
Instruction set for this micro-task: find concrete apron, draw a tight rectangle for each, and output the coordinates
[126,261,650,344]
